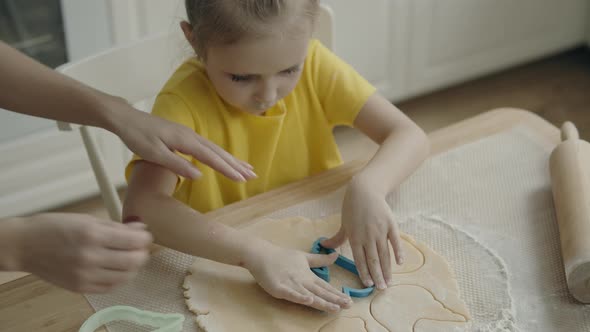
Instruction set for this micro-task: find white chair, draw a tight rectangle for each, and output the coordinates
[56,32,187,222]
[56,4,334,222]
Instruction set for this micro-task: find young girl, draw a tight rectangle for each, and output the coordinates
[124,0,429,312]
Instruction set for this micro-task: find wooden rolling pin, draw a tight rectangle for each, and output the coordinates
[549,122,590,303]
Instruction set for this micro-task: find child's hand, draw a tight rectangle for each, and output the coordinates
[245,244,352,312]
[321,182,404,290]
[10,213,153,293]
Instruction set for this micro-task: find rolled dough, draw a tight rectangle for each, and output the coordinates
[183,215,470,331]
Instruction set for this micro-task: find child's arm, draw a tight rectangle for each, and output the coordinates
[321,92,430,290]
[125,161,353,312]
[0,41,254,182]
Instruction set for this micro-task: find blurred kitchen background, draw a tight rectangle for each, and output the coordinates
[1,0,589,218]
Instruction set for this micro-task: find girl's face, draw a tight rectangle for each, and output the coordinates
[203,32,310,115]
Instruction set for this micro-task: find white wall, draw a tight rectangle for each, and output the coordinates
[61,0,113,61]
[0,112,54,143]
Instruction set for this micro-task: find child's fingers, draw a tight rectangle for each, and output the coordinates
[277,284,313,305]
[314,279,352,307]
[351,243,372,287]
[306,252,338,268]
[305,290,340,313]
[296,282,340,313]
[388,225,404,265]
[366,243,387,290]
[320,228,346,249]
[377,239,392,286]
[306,283,347,309]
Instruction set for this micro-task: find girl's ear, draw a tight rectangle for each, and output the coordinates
[180,21,197,50]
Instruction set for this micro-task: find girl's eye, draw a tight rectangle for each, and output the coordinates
[282,67,301,75]
[230,75,251,82]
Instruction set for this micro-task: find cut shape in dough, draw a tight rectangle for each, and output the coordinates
[183,215,470,331]
[319,316,368,332]
[371,285,466,332]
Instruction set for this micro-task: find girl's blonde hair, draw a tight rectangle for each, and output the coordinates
[185,0,319,59]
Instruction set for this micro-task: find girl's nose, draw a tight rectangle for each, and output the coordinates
[255,80,277,104]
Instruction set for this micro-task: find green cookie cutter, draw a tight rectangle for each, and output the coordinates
[79,306,185,332]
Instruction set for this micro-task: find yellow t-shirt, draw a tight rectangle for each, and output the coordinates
[126,39,376,213]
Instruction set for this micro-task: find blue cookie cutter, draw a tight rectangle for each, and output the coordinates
[310,237,374,298]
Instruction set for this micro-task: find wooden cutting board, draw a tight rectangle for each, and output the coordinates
[0,109,560,332]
